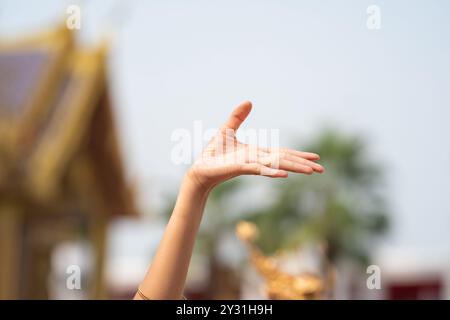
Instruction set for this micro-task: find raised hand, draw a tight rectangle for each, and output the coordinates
[136,100,324,300]
[188,101,324,190]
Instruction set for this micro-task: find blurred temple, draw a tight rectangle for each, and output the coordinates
[0,26,136,299]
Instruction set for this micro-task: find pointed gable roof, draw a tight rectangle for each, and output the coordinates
[0,26,136,217]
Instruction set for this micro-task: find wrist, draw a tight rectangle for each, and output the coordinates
[171,170,211,220]
[183,169,213,196]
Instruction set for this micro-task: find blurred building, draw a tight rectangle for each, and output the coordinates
[0,25,136,299]
[375,248,450,300]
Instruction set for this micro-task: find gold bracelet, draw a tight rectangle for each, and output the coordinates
[136,287,187,300]
[137,287,150,300]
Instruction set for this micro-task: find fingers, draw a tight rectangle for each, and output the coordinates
[258,155,313,175]
[280,152,324,173]
[221,101,252,133]
[257,148,324,174]
[259,147,320,161]
[240,163,288,178]
[283,149,320,161]
[239,150,323,177]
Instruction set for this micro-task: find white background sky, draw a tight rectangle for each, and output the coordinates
[1,0,450,258]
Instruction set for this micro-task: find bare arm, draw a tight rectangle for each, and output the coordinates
[134,174,210,299]
[134,101,324,300]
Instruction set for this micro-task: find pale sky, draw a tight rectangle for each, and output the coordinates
[1,0,450,255]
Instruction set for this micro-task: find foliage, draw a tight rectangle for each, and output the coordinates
[246,128,389,266]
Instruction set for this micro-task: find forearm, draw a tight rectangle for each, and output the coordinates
[135,173,211,299]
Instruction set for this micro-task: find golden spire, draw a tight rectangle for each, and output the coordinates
[236,221,324,299]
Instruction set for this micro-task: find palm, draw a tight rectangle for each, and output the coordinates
[189,101,324,189]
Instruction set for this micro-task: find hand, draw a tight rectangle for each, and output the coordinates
[137,101,324,300]
[187,101,324,190]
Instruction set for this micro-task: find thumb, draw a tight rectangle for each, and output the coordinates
[221,101,252,133]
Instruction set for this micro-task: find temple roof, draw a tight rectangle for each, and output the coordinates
[0,26,136,217]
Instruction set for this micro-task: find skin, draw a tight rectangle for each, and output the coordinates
[134,101,324,300]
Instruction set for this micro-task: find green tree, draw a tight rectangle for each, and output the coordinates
[246,128,389,266]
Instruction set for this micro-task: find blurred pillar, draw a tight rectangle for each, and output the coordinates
[88,214,108,299]
[0,205,22,299]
